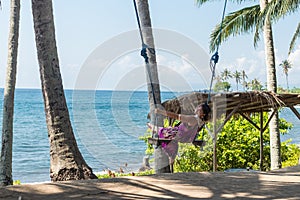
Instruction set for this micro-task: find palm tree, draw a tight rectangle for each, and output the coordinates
[241,70,248,91]
[135,0,170,173]
[221,68,232,81]
[261,0,281,170]
[259,1,300,169]
[196,0,281,169]
[279,59,292,91]
[0,0,20,186]
[232,70,242,91]
[250,78,263,91]
[31,0,97,181]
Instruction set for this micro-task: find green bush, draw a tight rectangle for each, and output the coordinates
[214,115,269,171]
[141,113,299,172]
[174,114,299,172]
[281,140,300,167]
[13,180,21,185]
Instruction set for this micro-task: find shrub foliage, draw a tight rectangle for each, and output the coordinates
[142,113,300,172]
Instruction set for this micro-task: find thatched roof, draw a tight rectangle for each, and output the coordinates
[161,91,300,117]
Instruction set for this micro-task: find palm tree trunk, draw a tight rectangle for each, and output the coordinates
[0,0,20,186]
[135,0,170,173]
[286,74,289,92]
[260,0,281,170]
[31,0,97,181]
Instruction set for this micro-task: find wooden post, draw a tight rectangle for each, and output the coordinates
[213,100,217,172]
[260,110,264,171]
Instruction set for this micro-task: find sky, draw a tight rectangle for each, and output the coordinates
[0,0,299,92]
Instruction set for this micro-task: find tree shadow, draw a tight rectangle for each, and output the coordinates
[0,170,300,199]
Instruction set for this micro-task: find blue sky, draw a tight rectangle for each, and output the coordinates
[0,0,299,92]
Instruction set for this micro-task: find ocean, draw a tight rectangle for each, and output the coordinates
[0,88,299,183]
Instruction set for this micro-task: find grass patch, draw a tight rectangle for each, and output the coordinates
[97,169,154,179]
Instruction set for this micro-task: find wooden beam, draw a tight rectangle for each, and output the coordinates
[289,105,300,120]
[239,109,277,133]
[239,112,260,130]
[216,103,242,134]
[240,104,276,112]
[262,109,277,133]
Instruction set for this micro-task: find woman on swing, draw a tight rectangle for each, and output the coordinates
[149,103,211,163]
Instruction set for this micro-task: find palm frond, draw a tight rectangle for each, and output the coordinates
[195,0,215,6]
[209,5,261,52]
[261,0,300,55]
[195,0,252,7]
[289,22,300,55]
[253,22,261,48]
[263,0,300,22]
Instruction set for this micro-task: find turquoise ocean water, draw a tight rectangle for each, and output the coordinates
[0,88,299,183]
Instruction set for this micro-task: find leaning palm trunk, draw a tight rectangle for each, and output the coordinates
[31,0,97,181]
[260,0,281,170]
[135,0,170,173]
[0,0,20,186]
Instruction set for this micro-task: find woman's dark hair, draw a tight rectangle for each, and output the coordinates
[201,103,211,121]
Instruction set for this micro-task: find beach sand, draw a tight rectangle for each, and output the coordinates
[1,165,300,200]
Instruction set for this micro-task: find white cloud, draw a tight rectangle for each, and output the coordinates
[139,51,209,90]
[287,45,300,87]
[289,45,300,64]
[216,46,300,89]
[156,54,166,64]
[218,50,266,82]
[236,57,247,68]
[83,45,300,91]
[66,63,80,70]
[116,55,133,68]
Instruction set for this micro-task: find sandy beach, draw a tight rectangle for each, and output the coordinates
[0,165,299,200]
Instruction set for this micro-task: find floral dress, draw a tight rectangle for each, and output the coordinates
[158,115,204,162]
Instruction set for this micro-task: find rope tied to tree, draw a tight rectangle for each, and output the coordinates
[207,0,228,103]
[133,0,159,139]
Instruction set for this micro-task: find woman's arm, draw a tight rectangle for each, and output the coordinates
[155,108,180,120]
[155,109,198,126]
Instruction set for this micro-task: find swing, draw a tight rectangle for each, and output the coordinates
[133,0,227,149]
[147,125,207,147]
[147,105,210,147]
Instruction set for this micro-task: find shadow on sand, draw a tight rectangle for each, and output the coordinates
[1,167,300,200]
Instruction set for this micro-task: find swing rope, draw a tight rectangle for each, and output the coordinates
[133,0,228,146]
[207,0,228,103]
[133,0,159,138]
[195,0,228,145]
